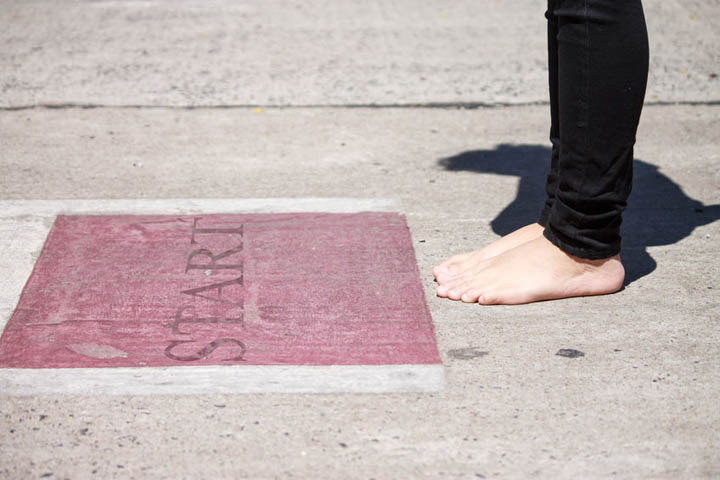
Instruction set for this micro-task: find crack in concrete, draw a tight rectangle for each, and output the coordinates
[2,100,719,111]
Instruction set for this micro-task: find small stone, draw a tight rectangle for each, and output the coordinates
[556,348,585,358]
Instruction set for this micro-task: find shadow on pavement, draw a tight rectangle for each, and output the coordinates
[438,144,720,284]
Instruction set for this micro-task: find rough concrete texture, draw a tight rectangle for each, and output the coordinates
[2,105,719,479]
[1,0,719,107]
[1,0,720,478]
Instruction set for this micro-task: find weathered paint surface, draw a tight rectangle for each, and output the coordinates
[0,212,440,369]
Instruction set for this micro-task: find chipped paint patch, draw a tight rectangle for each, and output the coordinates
[67,343,129,359]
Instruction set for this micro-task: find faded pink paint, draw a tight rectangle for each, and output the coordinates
[0,213,441,368]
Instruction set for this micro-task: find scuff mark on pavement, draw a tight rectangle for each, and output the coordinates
[556,348,585,358]
[447,347,489,360]
[66,343,128,359]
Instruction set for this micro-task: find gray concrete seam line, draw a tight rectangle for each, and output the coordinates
[2,100,720,112]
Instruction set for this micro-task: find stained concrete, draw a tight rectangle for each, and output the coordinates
[1,0,720,478]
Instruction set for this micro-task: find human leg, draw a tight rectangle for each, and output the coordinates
[436,0,649,304]
[542,0,649,259]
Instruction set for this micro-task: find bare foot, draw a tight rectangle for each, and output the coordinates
[435,235,625,305]
[433,223,545,284]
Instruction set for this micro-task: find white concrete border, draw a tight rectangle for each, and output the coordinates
[0,364,444,395]
[0,198,399,217]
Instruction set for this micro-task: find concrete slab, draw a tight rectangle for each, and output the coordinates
[0,104,718,478]
[1,0,718,107]
[0,208,441,393]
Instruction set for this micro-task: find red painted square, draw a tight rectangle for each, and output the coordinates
[0,213,440,368]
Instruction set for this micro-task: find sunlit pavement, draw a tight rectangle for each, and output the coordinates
[1,1,719,478]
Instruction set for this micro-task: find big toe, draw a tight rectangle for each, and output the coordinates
[433,253,472,277]
[435,265,461,284]
[432,264,449,279]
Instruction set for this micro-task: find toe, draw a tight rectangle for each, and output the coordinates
[435,269,456,285]
[433,253,470,278]
[439,273,472,293]
[447,284,471,300]
[437,275,470,298]
[436,284,450,297]
[460,289,482,303]
[432,264,452,281]
[477,294,495,305]
[437,261,476,284]
[477,290,505,305]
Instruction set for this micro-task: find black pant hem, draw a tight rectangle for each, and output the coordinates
[542,227,620,260]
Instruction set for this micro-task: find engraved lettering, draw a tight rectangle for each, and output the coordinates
[180,277,243,305]
[185,245,243,273]
[169,306,244,335]
[190,218,243,245]
[165,217,247,363]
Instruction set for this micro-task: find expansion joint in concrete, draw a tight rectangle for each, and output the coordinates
[1,100,719,112]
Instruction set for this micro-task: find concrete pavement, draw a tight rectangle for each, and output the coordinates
[1,0,719,478]
[1,0,719,107]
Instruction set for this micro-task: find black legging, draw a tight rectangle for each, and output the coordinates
[538,0,649,259]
